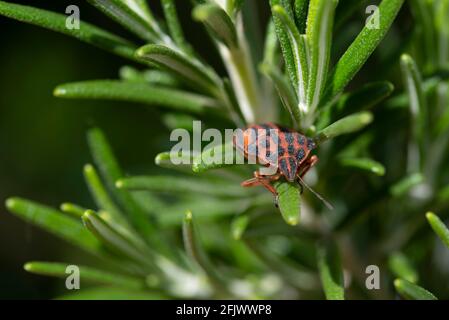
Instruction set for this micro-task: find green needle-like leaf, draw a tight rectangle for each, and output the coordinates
[339,158,386,176]
[410,0,437,70]
[60,203,87,219]
[161,0,192,54]
[59,286,167,300]
[231,215,250,240]
[116,176,251,198]
[119,66,180,87]
[192,141,239,173]
[400,54,427,170]
[0,1,138,61]
[316,111,373,143]
[5,198,101,255]
[126,0,155,22]
[322,0,405,105]
[162,113,197,131]
[435,0,449,67]
[182,211,228,293]
[394,279,437,300]
[389,173,424,197]
[387,77,440,110]
[54,80,222,114]
[400,55,425,106]
[388,252,418,283]
[294,0,309,34]
[260,63,300,126]
[271,3,309,113]
[229,0,245,16]
[426,212,449,249]
[87,0,160,42]
[82,210,154,270]
[155,152,193,171]
[136,44,220,96]
[317,242,345,300]
[193,4,238,49]
[158,198,252,227]
[24,262,144,290]
[245,240,319,291]
[279,0,295,17]
[84,164,125,224]
[87,128,160,248]
[306,0,338,113]
[274,181,301,226]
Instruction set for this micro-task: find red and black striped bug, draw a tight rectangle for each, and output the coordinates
[233,123,332,208]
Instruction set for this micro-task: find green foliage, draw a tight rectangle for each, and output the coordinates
[317,242,344,300]
[24,262,145,290]
[5,198,102,255]
[193,4,238,48]
[339,158,386,177]
[394,279,437,300]
[427,212,449,249]
[388,252,419,283]
[273,181,302,226]
[322,0,405,105]
[59,287,167,300]
[316,112,373,143]
[0,1,138,60]
[54,80,222,114]
[3,0,449,300]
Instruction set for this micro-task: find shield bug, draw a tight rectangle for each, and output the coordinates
[233,123,332,209]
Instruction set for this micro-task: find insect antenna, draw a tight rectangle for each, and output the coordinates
[297,176,334,210]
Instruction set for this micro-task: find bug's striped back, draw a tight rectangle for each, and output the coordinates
[233,123,316,181]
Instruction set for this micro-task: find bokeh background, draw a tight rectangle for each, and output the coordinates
[0,0,438,299]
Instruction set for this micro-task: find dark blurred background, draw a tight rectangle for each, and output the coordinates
[0,0,413,299]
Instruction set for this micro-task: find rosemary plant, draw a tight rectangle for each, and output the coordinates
[1,0,449,300]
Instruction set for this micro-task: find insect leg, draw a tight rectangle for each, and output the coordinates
[254,172,278,195]
[254,171,282,207]
[241,172,277,190]
[241,171,281,206]
[241,177,263,188]
[298,155,319,178]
